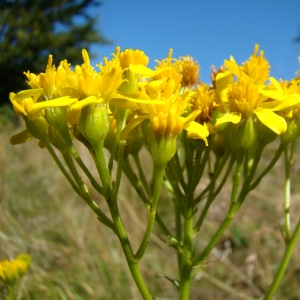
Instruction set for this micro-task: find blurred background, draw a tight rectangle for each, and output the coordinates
[1,1,300,299]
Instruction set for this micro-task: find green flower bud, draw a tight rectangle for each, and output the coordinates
[212,133,227,158]
[48,126,68,152]
[224,118,257,149]
[45,107,73,144]
[78,104,110,149]
[149,130,177,165]
[25,116,49,144]
[255,118,277,146]
[281,118,300,145]
[73,125,93,153]
[45,107,68,132]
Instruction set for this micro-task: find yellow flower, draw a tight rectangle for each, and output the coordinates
[153,49,182,93]
[224,44,270,85]
[121,78,209,145]
[174,55,200,87]
[189,84,217,133]
[0,254,31,286]
[215,46,300,135]
[113,46,149,69]
[242,44,270,84]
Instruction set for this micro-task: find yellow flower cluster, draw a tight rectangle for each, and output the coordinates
[9,45,300,153]
[0,254,31,286]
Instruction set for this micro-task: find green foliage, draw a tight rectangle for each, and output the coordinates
[0,0,110,106]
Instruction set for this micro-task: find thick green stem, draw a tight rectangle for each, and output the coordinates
[264,219,300,300]
[135,163,166,260]
[179,207,194,300]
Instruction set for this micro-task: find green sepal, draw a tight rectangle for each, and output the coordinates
[78,104,110,149]
[45,107,70,139]
[224,118,257,149]
[48,125,68,152]
[280,118,300,145]
[25,116,49,144]
[149,130,177,165]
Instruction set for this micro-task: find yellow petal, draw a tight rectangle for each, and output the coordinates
[120,115,149,140]
[29,97,78,115]
[260,88,285,101]
[70,96,102,110]
[224,56,239,76]
[271,94,300,111]
[181,110,201,128]
[255,107,287,134]
[13,88,44,100]
[215,71,234,102]
[129,64,170,78]
[185,121,209,146]
[269,77,283,91]
[110,93,165,109]
[215,112,241,127]
[10,129,33,145]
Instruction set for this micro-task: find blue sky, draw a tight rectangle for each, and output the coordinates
[89,0,300,83]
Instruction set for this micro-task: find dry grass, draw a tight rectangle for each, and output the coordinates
[1,121,300,299]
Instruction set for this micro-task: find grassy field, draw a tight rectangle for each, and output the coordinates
[1,120,300,300]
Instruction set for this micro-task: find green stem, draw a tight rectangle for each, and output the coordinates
[93,143,153,299]
[264,219,300,300]
[123,158,149,204]
[175,204,183,271]
[108,108,128,177]
[192,200,241,266]
[61,151,115,231]
[67,142,104,195]
[230,150,244,205]
[194,151,231,231]
[173,152,187,192]
[7,284,14,300]
[123,159,173,239]
[44,142,80,195]
[193,157,247,267]
[135,163,166,260]
[179,207,194,300]
[249,145,284,191]
[284,147,291,243]
[133,153,150,197]
[113,140,126,199]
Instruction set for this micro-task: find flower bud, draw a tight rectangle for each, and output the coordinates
[281,118,300,145]
[256,118,277,146]
[224,118,257,149]
[48,126,68,152]
[78,104,110,149]
[212,133,227,158]
[149,130,177,165]
[25,116,49,143]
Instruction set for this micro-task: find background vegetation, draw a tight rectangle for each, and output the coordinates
[1,120,300,299]
[0,0,109,106]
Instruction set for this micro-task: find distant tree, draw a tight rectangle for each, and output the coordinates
[0,0,110,105]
